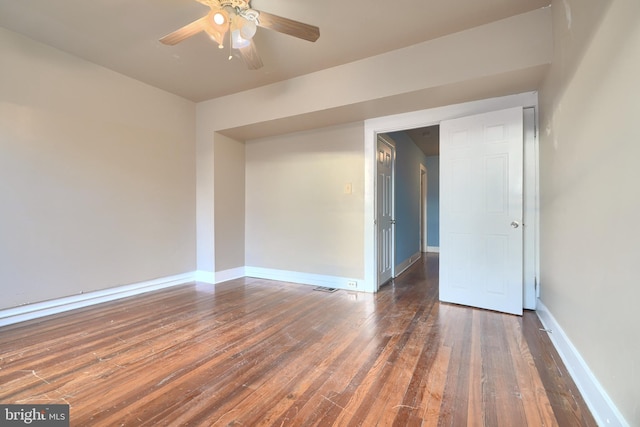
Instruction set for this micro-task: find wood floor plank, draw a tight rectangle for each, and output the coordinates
[85,284,333,426]
[307,335,392,427]
[437,305,474,426]
[353,304,431,426]
[0,255,597,426]
[420,344,451,425]
[502,314,556,426]
[390,301,442,427]
[466,310,483,427]
[178,294,364,426]
[479,311,528,426]
[522,311,598,427]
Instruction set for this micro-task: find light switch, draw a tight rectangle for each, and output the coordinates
[344,183,352,194]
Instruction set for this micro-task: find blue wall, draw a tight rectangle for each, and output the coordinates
[387,132,426,267]
[384,133,441,269]
[425,156,440,247]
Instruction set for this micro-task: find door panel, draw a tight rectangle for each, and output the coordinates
[377,136,395,287]
[440,107,523,315]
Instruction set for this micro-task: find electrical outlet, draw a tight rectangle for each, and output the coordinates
[347,281,357,288]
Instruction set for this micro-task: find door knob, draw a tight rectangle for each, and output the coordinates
[510,221,520,229]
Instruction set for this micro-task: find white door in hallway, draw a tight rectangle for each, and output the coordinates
[377,135,395,288]
[439,107,523,315]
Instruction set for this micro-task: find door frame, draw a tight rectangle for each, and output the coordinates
[363,92,539,294]
[523,107,538,310]
[420,164,428,253]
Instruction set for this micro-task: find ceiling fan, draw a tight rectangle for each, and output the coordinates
[160,0,320,70]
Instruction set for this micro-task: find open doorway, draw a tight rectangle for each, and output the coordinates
[363,93,538,295]
[377,125,440,281]
[405,125,439,256]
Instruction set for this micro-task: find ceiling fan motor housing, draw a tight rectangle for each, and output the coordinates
[197,0,251,12]
[199,0,259,24]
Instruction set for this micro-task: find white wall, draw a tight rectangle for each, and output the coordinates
[0,27,196,309]
[214,133,245,272]
[539,0,640,425]
[245,123,364,279]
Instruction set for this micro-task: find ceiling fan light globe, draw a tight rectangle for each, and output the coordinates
[239,19,257,40]
[231,29,251,49]
[208,9,229,30]
[213,12,226,25]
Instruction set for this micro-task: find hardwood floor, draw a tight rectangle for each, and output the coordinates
[0,254,596,426]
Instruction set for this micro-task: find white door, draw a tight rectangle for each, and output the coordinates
[377,135,395,287]
[439,107,523,315]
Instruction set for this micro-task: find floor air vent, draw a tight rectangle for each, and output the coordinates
[313,287,338,293]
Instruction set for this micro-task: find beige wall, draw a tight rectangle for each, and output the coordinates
[245,123,365,279]
[214,133,245,272]
[196,121,215,274]
[0,28,196,309]
[197,8,551,140]
[194,9,552,286]
[539,0,640,424]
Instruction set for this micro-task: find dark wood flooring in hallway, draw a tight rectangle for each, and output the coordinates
[0,254,596,426]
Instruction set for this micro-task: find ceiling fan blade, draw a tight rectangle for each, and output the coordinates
[159,16,208,45]
[238,40,264,70]
[257,11,320,42]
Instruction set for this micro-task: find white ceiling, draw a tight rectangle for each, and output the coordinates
[0,0,550,103]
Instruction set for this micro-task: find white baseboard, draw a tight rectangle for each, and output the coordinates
[245,266,361,291]
[195,270,215,284]
[427,246,440,253]
[0,266,362,328]
[395,252,421,277]
[0,272,197,328]
[536,300,629,427]
[214,267,245,284]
